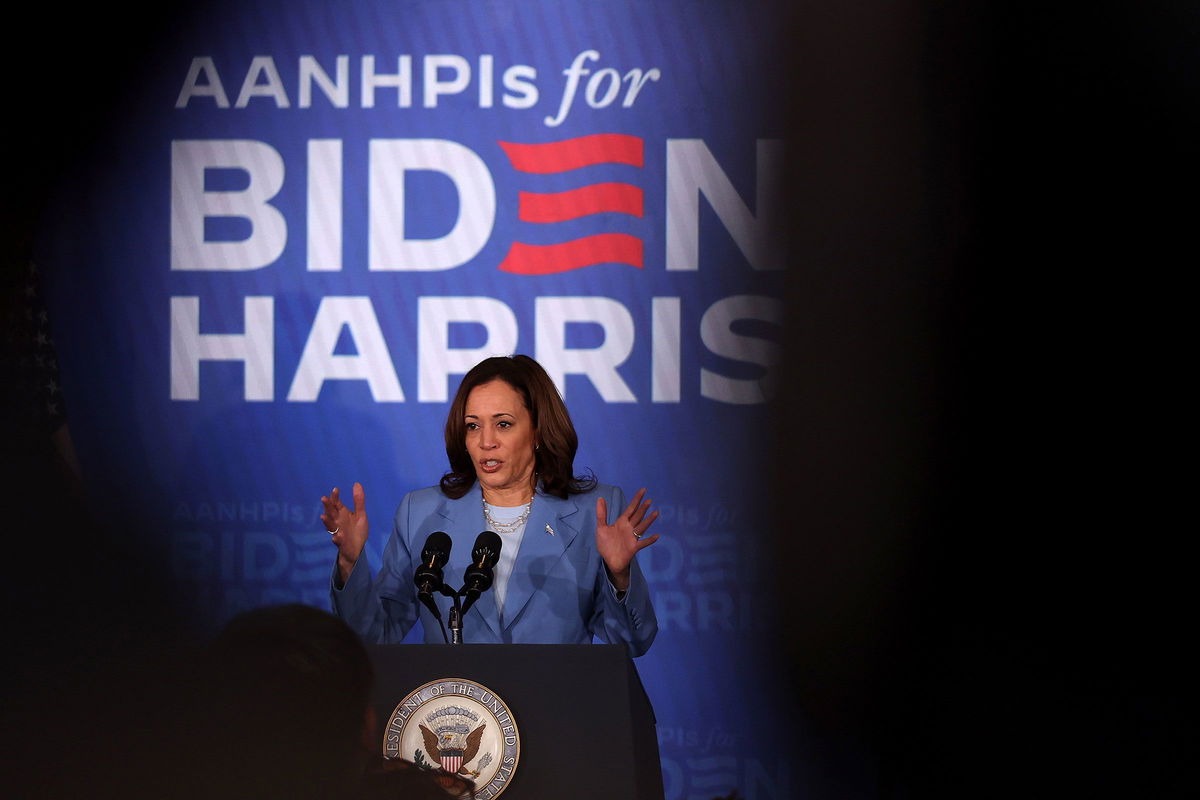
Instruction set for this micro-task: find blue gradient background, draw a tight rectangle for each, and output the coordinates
[38,2,798,798]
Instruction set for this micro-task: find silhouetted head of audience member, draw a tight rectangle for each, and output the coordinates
[200,603,375,798]
[196,603,471,799]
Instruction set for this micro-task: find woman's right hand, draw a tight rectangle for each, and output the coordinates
[322,482,369,584]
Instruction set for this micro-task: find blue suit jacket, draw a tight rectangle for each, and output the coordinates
[331,483,657,656]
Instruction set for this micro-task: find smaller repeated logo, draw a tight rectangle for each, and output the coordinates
[384,677,520,800]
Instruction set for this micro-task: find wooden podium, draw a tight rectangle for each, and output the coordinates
[367,644,663,799]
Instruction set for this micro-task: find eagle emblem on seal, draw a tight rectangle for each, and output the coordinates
[419,705,487,776]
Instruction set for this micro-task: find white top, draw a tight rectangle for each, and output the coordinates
[483,501,529,623]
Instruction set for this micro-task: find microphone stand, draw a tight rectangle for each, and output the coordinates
[422,573,479,645]
[447,592,464,645]
[450,572,492,644]
[445,532,501,644]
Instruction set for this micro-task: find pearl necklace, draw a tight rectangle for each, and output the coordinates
[482,496,532,533]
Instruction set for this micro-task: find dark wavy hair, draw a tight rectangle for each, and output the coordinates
[440,355,596,499]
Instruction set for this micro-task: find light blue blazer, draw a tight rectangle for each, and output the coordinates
[331,482,657,657]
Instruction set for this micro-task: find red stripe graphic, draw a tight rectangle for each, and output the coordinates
[499,234,643,275]
[498,134,644,173]
[518,183,643,223]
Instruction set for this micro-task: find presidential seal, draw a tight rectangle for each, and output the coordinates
[382,677,520,800]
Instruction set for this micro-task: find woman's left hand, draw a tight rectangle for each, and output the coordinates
[595,488,661,591]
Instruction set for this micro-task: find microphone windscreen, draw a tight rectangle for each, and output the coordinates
[472,531,502,567]
[421,531,452,566]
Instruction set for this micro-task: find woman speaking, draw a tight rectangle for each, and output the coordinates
[322,355,660,656]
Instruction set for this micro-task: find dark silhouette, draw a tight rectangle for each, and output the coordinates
[193,604,472,799]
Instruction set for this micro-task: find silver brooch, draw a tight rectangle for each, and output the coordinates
[545,524,555,536]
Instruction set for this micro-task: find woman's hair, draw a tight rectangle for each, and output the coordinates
[440,355,596,499]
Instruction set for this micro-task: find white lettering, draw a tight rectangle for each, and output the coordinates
[651,297,681,403]
[361,55,412,108]
[546,50,598,127]
[299,55,349,108]
[666,139,783,271]
[535,297,636,402]
[417,297,518,402]
[423,54,470,107]
[170,296,274,401]
[478,54,494,108]
[621,68,661,107]
[170,139,287,271]
[177,55,541,111]
[699,295,781,404]
[585,67,621,108]
[306,140,343,271]
[287,296,405,402]
[368,139,496,270]
[175,57,229,108]
[547,51,657,126]
[167,291,781,405]
[234,56,290,108]
[502,65,538,109]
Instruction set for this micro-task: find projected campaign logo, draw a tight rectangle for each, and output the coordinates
[165,86,781,407]
[39,2,795,798]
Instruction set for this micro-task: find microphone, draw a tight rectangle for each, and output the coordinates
[414,531,452,620]
[459,531,502,615]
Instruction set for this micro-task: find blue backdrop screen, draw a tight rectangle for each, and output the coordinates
[40,2,797,796]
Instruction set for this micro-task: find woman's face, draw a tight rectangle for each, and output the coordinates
[464,379,537,502]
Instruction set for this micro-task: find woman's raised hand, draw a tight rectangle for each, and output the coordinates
[595,488,660,592]
[322,482,369,584]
